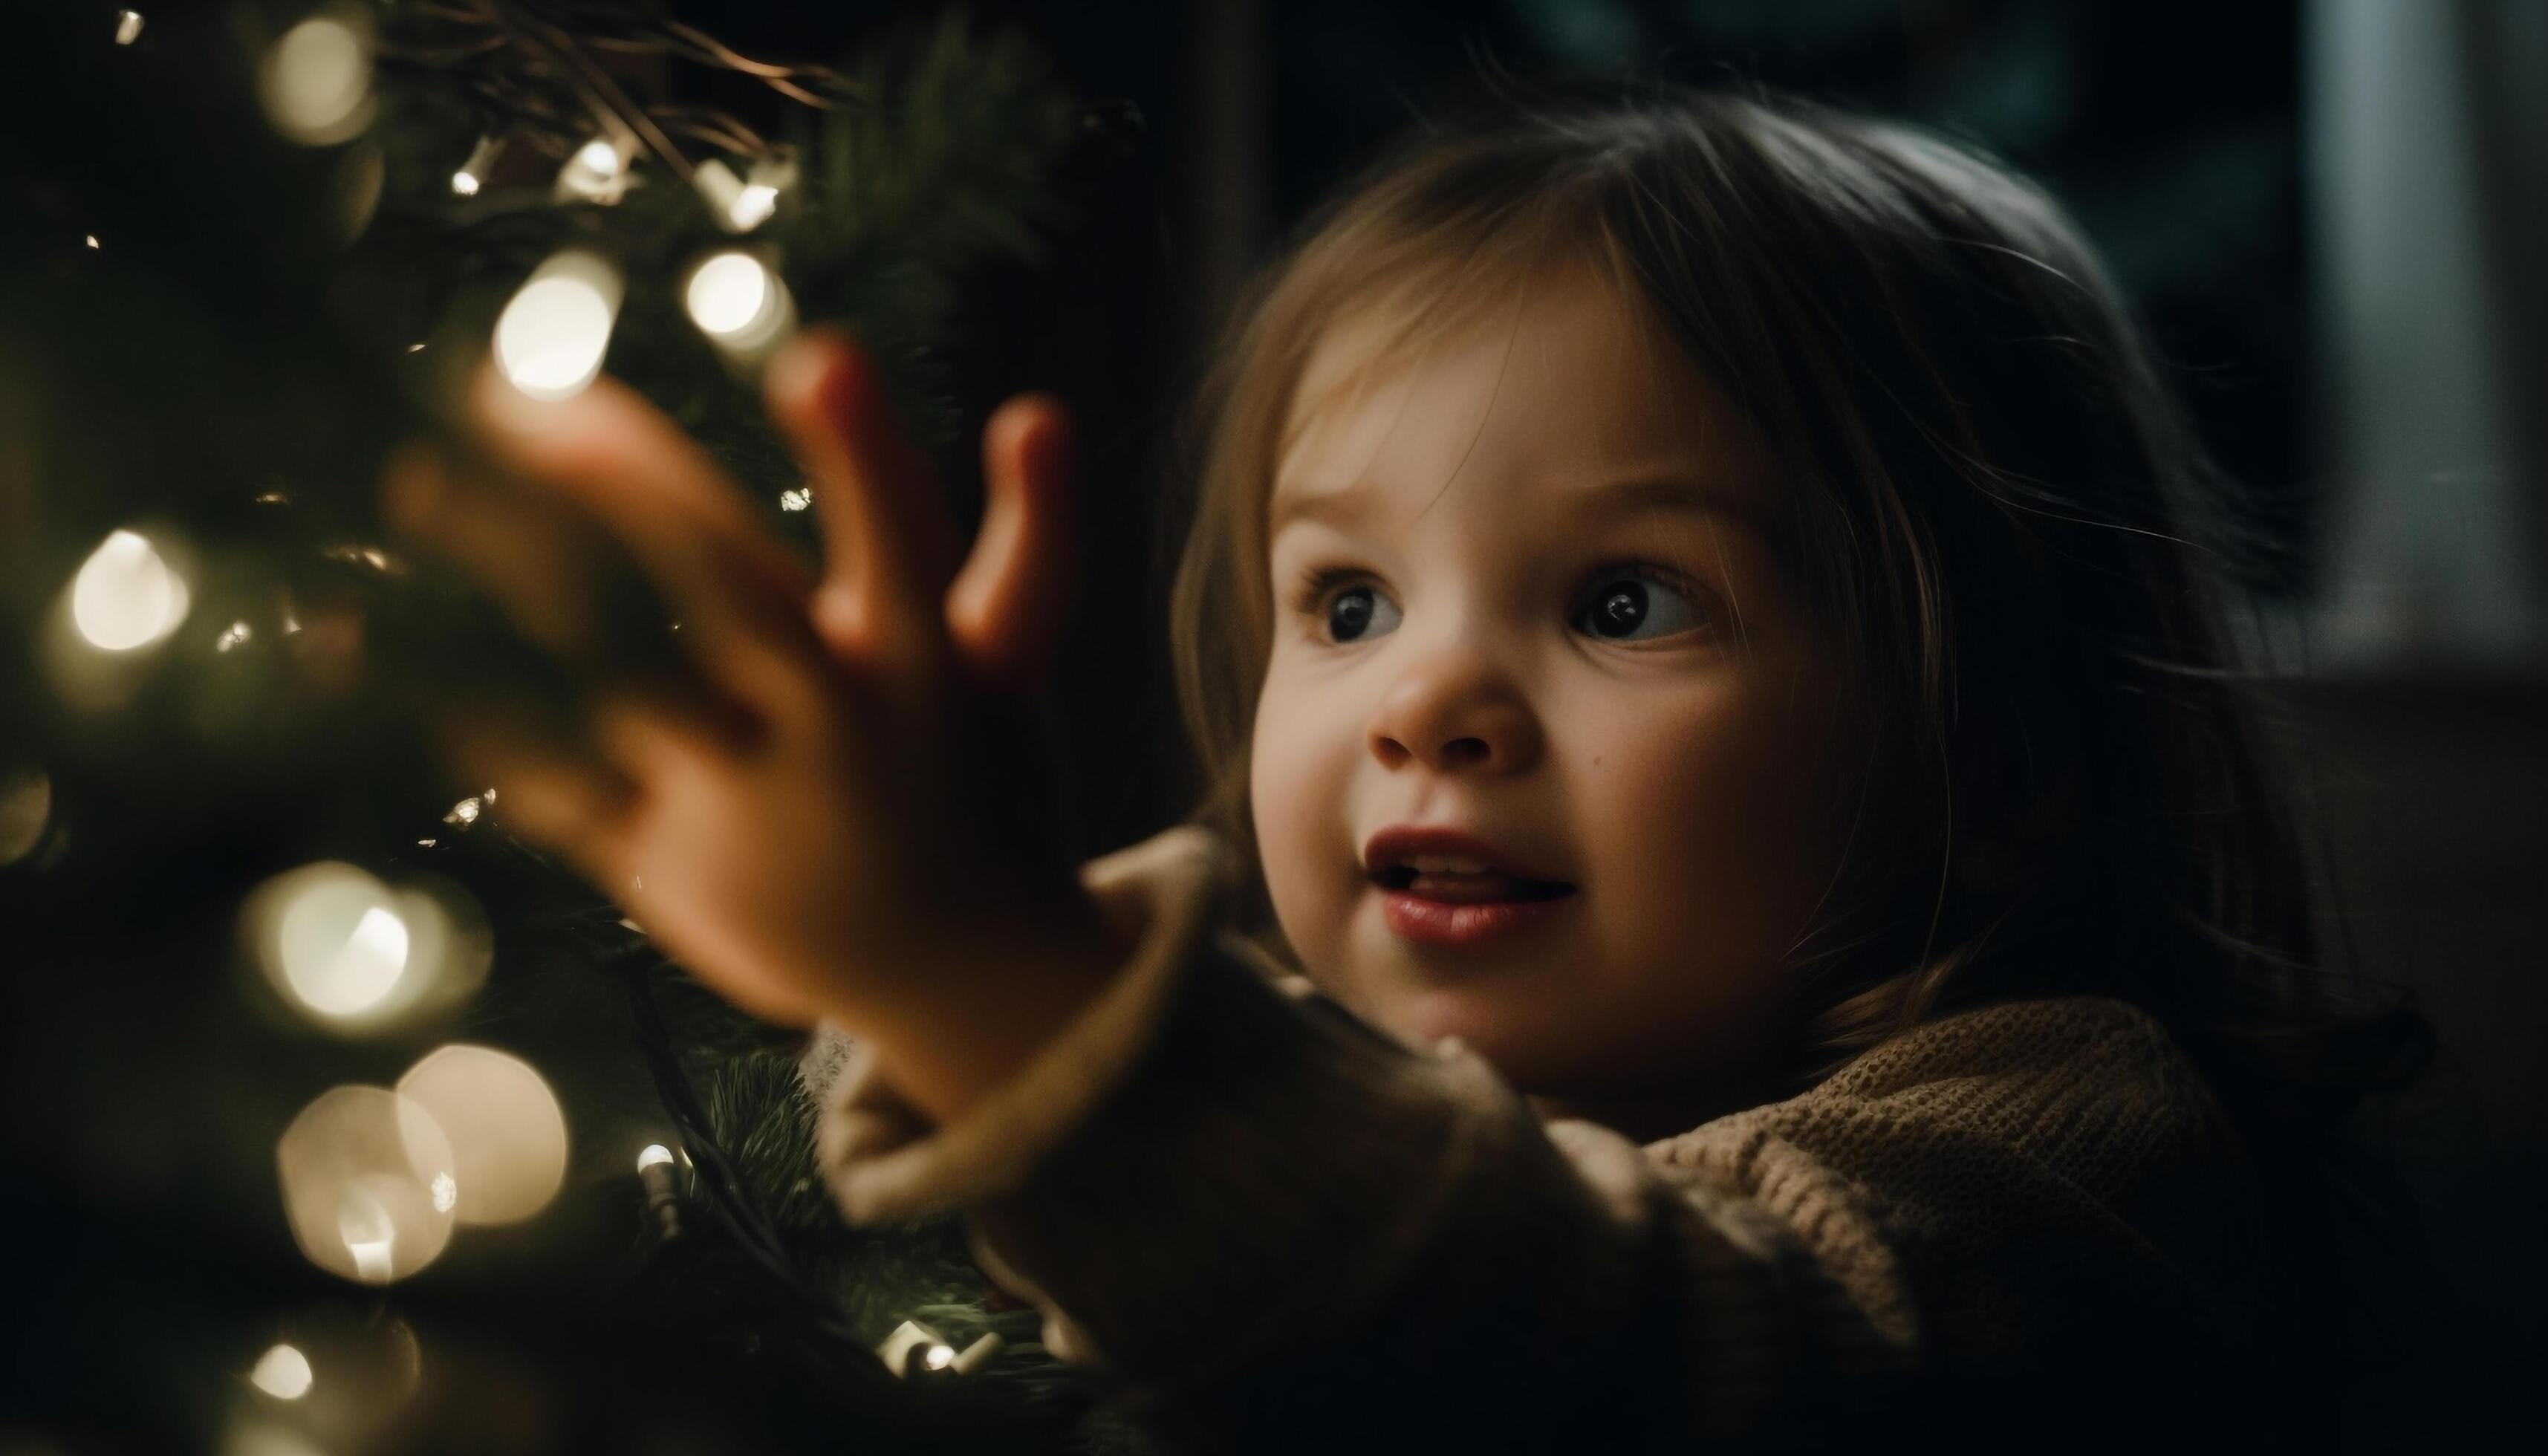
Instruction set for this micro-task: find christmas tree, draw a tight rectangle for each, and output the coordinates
[0,3,1151,1450]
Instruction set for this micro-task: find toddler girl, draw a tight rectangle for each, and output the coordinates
[396,81,2425,1452]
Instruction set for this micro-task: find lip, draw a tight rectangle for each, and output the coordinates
[1379,888,1576,947]
[1360,825,1570,883]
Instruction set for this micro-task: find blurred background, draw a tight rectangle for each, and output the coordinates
[3,1,2540,1451]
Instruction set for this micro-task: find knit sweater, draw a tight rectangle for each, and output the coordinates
[811,823,2280,1451]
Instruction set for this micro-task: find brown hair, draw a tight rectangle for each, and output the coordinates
[1157,79,2425,1145]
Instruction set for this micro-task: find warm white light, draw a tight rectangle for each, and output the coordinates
[494,251,623,400]
[684,252,794,362]
[248,1343,312,1400]
[259,12,374,146]
[276,1086,457,1285]
[924,1344,955,1369]
[686,253,771,337]
[85,235,100,250]
[216,620,253,653]
[636,1143,675,1171]
[779,488,811,512]
[0,767,48,867]
[70,529,189,651]
[450,170,481,197]
[285,889,409,1017]
[114,11,145,46]
[397,1044,568,1226]
[556,136,633,205]
[247,863,491,1033]
[729,183,779,231]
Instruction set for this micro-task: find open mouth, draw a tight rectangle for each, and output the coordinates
[1371,866,1576,903]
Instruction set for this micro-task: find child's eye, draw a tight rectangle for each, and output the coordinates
[1570,563,1715,643]
[1288,562,1715,646]
[1292,566,1403,644]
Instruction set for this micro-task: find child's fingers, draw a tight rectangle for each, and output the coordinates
[467,365,825,712]
[763,331,964,678]
[384,443,611,662]
[946,392,1079,694]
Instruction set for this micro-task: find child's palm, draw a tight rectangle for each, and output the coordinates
[389,333,1091,1030]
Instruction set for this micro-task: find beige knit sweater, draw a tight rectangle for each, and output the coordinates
[811,824,2278,1450]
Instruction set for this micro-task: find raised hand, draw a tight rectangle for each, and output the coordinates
[385,331,1129,1118]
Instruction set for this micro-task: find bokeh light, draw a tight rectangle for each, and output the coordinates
[248,1343,312,1400]
[396,1045,568,1226]
[493,251,623,400]
[70,529,189,651]
[275,1086,456,1286]
[686,253,770,337]
[114,10,144,46]
[258,10,374,146]
[685,251,795,361]
[244,864,491,1033]
[557,136,631,204]
[0,766,49,867]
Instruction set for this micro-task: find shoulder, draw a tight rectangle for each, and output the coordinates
[1652,997,2269,1382]
[1653,995,2257,1269]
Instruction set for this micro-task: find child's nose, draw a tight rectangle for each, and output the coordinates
[1366,659,1544,776]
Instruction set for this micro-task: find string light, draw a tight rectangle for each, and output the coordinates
[395,1045,568,1226]
[493,250,623,400]
[258,8,374,146]
[779,488,812,512]
[69,529,189,651]
[684,250,796,363]
[275,1086,458,1286]
[556,135,633,204]
[84,234,100,250]
[247,1343,313,1400]
[449,135,501,198]
[243,864,491,1033]
[114,10,145,46]
[874,1319,1005,1378]
[216,621,254,653]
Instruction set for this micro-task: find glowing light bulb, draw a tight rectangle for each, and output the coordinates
[686,253,771,337]
[249,1343,312,1400]
[282,891,409,1016]
[925,1344,955,1369]
[276,1086,456,1285]
[85,235,100,249]
[494,251,623,400]
[779,488,811,512]
[114,11,145,46]
[576,138,620,173]
[259,10,374,146]
[684,252,795,362]
[397,1044,568,1226]
[70,529,189,651]
[451,135,501,198]
[637,1143,675,1171]
[729,183,779,231]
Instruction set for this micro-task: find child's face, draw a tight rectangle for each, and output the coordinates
[1250,264,1863,1124]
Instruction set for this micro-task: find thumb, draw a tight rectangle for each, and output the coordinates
[947,393,1079,693]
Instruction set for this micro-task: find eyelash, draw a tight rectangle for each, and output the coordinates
[1285,559,1717,643]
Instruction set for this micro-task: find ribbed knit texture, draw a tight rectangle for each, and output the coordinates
[813,824,2274,1451]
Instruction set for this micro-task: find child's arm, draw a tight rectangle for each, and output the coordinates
[816,823,2275,1449]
